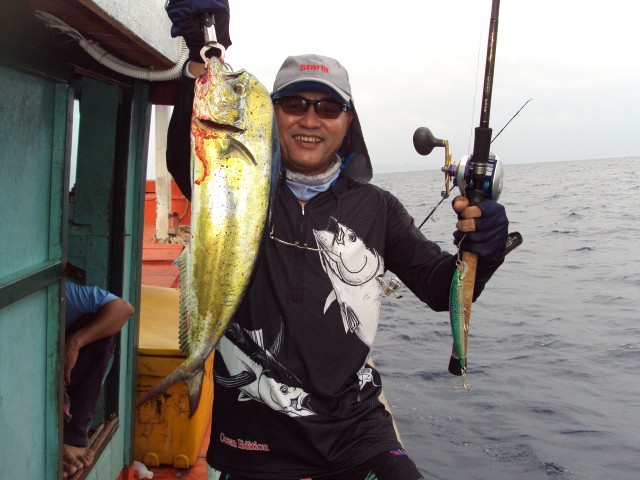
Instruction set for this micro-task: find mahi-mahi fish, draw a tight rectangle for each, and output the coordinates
[138,57,280,416]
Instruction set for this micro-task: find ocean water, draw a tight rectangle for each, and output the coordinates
[370,157,640,480]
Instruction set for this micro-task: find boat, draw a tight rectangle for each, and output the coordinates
[0,1,190,478]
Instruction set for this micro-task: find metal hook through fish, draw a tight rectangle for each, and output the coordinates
[201,43,226,64]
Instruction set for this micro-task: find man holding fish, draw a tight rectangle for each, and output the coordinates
[162,1,510,478]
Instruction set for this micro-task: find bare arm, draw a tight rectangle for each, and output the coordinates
[64,298,134,384]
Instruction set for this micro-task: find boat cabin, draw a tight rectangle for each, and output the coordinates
[0,1,183,478]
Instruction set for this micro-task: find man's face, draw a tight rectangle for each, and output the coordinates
[274,90,353,176]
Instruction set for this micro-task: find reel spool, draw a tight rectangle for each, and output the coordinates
[447,153,503,201]
[413,127,503,201]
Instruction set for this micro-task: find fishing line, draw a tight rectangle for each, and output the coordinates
[417,196,447,230]
[491,98,533,145]
[420,10,486,231]
[467,15,487,155]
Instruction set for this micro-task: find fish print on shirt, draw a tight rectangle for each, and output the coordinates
[357,365,379,391]
[313,217,385,348]
[216,322,315,417]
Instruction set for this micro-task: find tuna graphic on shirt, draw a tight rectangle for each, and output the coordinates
[313,217,385,347]
[216,322,315,417]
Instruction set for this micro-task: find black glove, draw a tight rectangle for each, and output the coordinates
[166,0,231,62]
[453,199,509,263]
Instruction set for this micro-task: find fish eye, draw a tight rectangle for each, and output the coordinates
[279,385,289,394]
[232,82,246,95]
[348,232,357,242]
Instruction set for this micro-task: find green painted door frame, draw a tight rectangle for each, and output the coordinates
[63,77,151,478]
[0,63,150,480]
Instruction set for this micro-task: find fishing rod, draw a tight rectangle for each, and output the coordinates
[451,0,501,387]
[413,0,510,389]
[491,98,532,144]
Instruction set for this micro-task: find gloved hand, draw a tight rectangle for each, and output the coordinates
[166,0,232,62]
[452,196,509,263]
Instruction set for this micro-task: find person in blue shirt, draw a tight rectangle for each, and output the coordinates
[62,280,134,478]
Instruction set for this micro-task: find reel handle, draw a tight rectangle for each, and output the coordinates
[413,127,446,156]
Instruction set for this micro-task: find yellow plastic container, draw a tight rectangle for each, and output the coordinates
[134,285,214,469]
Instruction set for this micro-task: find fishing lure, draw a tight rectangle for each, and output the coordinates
[449,259,470,390]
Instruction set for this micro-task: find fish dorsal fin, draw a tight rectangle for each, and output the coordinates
[247,328,264,349]
[177,245,193,357]
[269,322,284,357]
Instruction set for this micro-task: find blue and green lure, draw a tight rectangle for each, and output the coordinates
[449,259,470,390]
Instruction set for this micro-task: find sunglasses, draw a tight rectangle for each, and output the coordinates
[274,96,350,120]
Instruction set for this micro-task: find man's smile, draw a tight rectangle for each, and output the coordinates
[294,135,322,143]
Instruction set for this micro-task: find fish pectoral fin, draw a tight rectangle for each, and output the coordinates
[228,137,257,165]
[216,370,257,388]
[323,291,337,314]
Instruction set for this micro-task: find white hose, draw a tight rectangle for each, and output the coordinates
[35,10,188,81]
[78,38,188,81]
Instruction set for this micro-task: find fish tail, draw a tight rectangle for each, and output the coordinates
[136,362,192,409]
[186,366,206,417]
[184,347,216,416]
[448,353,464,376]
[136,350,213,417]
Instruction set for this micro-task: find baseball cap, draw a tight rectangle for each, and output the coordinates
[271,54,372,183]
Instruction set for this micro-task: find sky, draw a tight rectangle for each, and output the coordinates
[213,0,640,174]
